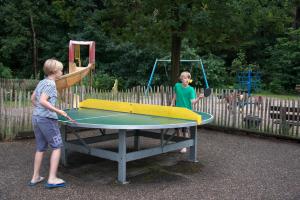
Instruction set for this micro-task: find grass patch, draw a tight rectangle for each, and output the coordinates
[2,100,31,107]
[253,91,299,100]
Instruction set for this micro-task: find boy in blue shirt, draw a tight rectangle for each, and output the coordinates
[171,71,203,153]
[29,59,74,188]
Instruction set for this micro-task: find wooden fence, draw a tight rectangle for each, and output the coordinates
[0,78,39,91]
[0,85,299,140]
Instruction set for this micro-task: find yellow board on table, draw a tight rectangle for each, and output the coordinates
[79,99,202,125]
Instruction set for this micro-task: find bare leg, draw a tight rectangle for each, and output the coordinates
[180,129,184,137]
[185,128,190,138]
[175,128,181,137]
[31,151,44,182]
[48,148,64,184]
[180,128,189,153]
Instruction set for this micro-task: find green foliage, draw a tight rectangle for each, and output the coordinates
[0,0,298,93]
[0,1,33,77]
[155,42,227,88]
[0,63,12,78]
[263,28,300,93]
[99,42,161,88]
[231,51,247,75]
[92,73,117,90]
[200,54,226,88]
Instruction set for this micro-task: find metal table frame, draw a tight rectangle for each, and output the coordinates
[60,124,198,184]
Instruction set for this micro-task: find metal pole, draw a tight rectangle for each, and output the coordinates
[189,126,198,162]
[200,59,209,88]
[145,58,158,95]
[145,59,203,95]
[118,130,127,184]
[248,67,251,96]
[157,59,201,62]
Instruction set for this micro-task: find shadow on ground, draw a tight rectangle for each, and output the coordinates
[60,148,204,185]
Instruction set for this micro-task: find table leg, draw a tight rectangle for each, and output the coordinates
[60,125,68,166]
[189,126,198,162]
[118,130,128,184]
[134,130,140,150]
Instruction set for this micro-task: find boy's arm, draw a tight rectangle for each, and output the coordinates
[40,93,76,122]
[191,93,204,105]
[171,94,176,106]
[40,93,67,116]
[31,91,36,106]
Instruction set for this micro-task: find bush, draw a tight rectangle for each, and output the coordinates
[92,73,116,90]
[200,54,226,88]
[0,63,12,78]
[100,42,161,89]
[262,28,300,93]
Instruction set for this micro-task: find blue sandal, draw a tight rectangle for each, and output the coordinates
[45,182,66,189]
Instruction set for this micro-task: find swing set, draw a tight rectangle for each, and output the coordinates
[145,59,211,97]
[236,65,261,97]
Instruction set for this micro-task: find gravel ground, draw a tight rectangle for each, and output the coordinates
[0,129,299,200]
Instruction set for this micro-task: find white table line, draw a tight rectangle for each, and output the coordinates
[73,113,128,121]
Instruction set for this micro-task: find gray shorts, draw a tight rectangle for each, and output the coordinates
[32,115,63,152]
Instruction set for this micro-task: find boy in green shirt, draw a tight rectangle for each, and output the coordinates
[171,71,204,153]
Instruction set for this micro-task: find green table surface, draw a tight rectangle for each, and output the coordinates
[58,108,213,129]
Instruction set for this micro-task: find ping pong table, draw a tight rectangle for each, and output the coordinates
[58,99,213,184]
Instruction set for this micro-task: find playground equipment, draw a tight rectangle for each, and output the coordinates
[236,65,261,97]
[55,40,95,92]
[145,59,211,96]
[58,99,213,183]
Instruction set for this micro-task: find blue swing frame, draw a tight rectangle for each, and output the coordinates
[237,65,261,97]
[145,58,209,95]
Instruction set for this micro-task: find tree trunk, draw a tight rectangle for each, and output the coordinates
[171,32,181,85]
[293,6,300,29]
[169,3,191,85]
[170,3,181,86]
[30,14,37,79]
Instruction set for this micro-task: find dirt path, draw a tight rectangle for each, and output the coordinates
[0,129,299,200]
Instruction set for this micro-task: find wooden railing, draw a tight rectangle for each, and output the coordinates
[0,85,299,140]
[0,78,39,91]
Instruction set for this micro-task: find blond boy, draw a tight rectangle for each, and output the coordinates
[171,71,203,153]
[29,59,74,188]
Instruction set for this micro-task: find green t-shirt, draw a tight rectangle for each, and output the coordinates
[174,82,196,110]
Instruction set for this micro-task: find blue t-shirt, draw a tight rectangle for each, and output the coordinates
[32,79,58,119]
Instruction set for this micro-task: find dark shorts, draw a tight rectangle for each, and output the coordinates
[32,116,63,152]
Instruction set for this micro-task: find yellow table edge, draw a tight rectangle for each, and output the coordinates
[79,99,202,125]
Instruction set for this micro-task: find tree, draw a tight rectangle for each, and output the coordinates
[292,0,300,28]
[0,0,297,93]
[263,29,300,93]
